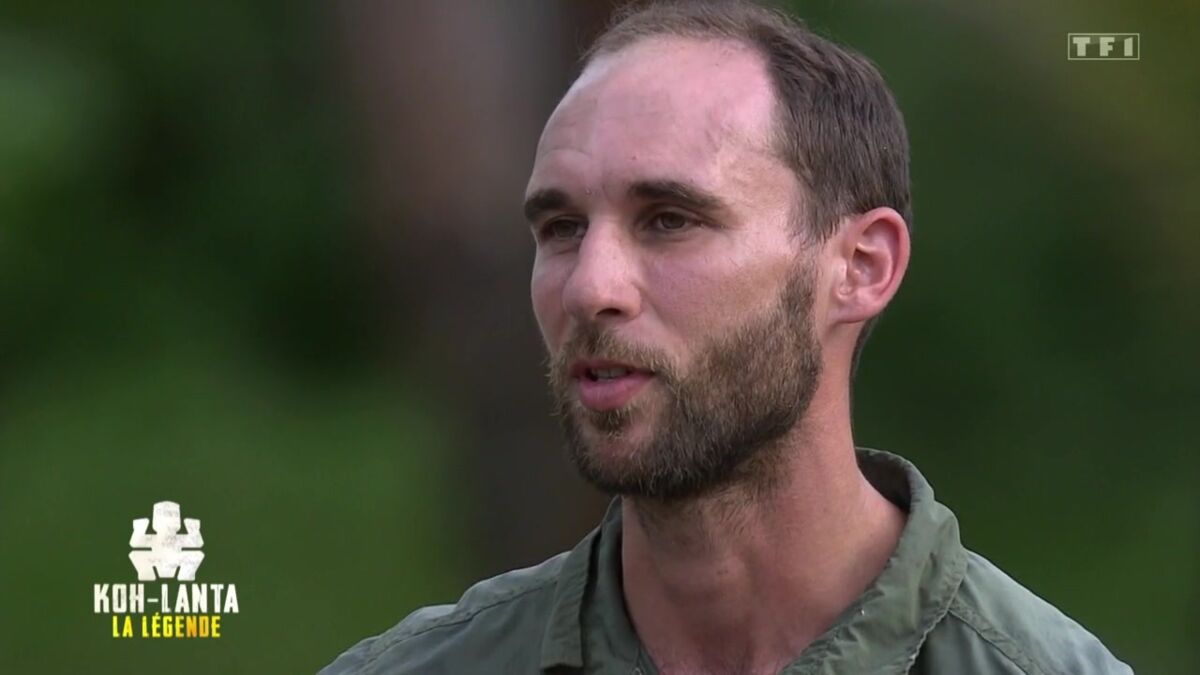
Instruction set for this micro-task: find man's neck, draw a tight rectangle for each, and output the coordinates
[619,399,906,675]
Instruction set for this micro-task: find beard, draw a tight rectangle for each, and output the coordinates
[546,262,822,502]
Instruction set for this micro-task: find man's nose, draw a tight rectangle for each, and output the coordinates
[560,223,642,324]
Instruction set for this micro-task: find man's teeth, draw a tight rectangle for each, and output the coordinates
[591,367,631,380]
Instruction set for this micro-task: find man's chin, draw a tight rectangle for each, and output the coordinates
[568,435,654,497]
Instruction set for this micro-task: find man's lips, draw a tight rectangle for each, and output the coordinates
[568,358,652,379]
[569,359,655,412]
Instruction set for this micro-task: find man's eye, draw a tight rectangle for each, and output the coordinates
[541,219,585,240]
[648,211,696,232]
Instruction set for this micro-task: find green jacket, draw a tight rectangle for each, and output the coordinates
[320,449,1133,674]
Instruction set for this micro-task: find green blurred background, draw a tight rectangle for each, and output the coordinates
[0,1,1195,673]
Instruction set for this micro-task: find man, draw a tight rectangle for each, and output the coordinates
[321,1,1133,673]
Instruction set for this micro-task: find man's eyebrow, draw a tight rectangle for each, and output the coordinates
[629,179,727,213]
[523,188,573,224]
[523,180,728,224]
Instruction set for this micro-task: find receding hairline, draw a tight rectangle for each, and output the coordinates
[563,32,811,242]
[581,0,805,64]
[567,34,791,165]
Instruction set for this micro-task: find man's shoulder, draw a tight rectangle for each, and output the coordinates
[918,549,1133,675]
[318,551,569,675]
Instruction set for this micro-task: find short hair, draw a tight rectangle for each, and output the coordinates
[582,0,912,374]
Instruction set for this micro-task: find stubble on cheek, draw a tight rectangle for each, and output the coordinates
[546,260,822,501]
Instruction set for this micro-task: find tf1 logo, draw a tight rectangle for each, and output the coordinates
[1068,33,1140,60]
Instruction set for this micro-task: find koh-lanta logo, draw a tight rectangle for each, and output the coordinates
[93,501,239,639]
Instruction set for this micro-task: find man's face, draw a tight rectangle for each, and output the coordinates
[525,38,825,501]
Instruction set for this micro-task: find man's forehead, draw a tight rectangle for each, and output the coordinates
[528,37,779,196]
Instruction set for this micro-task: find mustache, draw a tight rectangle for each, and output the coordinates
[547,323,676,383]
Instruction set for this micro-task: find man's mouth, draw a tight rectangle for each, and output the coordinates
[586,366,635,381]
[569,359,655,411]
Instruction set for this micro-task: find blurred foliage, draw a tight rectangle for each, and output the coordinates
[0,1,1195,673]
[1,2,467,672]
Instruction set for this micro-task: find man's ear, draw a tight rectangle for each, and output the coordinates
[828,207,910,325]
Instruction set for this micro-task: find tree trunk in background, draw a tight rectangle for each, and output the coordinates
[337,1,619,576]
